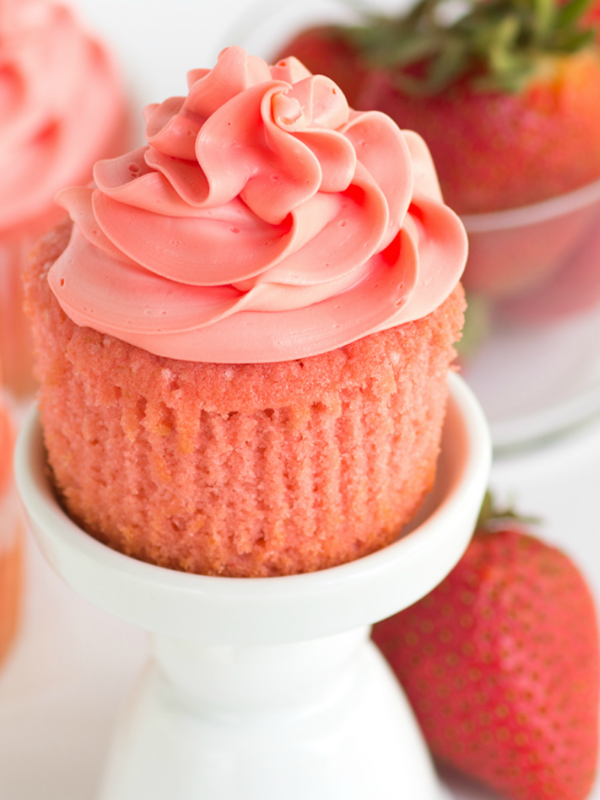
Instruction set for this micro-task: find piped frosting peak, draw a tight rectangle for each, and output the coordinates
[49,46,467,363]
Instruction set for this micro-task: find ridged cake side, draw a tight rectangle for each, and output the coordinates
[25,223,465,577]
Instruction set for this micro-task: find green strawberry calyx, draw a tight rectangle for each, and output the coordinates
[476,489,541,531]
[342,0,598,94]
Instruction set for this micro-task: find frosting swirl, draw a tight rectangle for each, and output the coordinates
[49,46,467,363]
[0,0,126,232]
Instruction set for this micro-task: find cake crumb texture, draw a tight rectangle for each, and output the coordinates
[25,223,465,577]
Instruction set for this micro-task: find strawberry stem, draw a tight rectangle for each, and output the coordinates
[476,490,542,531]
[341,0,598,94]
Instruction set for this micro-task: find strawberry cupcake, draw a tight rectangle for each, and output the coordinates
[25,47,467,577]
[0,0,131,398]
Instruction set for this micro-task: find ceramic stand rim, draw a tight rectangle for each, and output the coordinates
[15,372,490,644]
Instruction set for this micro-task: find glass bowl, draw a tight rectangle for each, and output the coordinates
[461,176,600,312]
[459,177,600,450]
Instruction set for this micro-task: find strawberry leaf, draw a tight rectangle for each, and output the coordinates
[556,0,595,28]
[339,0,599,95]
[476,490,542,531]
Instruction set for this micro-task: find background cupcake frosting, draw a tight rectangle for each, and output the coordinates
[48,46,467,363]
[0,0,127,234]
[0,0,131,398]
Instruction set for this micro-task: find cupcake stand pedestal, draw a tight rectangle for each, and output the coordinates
[14,374,490,800]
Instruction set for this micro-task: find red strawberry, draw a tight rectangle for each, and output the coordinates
[278,0,600,215]
[277,0,600,298]
[358,50,600,216]
[372,498,600,800]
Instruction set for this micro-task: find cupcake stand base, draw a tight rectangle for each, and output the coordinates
[14,374,490,800]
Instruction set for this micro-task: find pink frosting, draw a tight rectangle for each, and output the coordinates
[0,0,126,232]
[49,46,467,363]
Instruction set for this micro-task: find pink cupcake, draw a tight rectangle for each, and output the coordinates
[0,0,131,398]
[25,47,467,577]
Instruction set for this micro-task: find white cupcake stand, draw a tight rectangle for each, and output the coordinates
[14,373,490,800]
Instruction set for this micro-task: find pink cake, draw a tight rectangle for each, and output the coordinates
[0,0,131,397]
[26,48,467,577]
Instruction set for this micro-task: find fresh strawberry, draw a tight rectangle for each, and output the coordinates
[277,0,600,298]
[279,0,600,215]
[359,49,600,216]
[372,496,600,800]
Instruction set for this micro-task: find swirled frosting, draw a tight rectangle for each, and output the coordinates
[0,0,126,232]
[49,46,467,363]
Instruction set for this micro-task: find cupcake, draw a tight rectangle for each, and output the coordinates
[0,377,22,666]
[25,46,467,578]
[0,0,131,398]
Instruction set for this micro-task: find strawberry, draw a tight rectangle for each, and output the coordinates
[278,0,600,215]
[277,0,600,298]
[371,496,600,800]
[279,0,600,214]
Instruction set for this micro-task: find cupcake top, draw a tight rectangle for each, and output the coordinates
[49,46,467,363]
[0,0,126,233]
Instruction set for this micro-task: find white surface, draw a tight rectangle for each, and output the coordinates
[12,375,490,800]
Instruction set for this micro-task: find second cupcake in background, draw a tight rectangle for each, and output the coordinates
[25,46,467,577]
[0,0,131,398]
